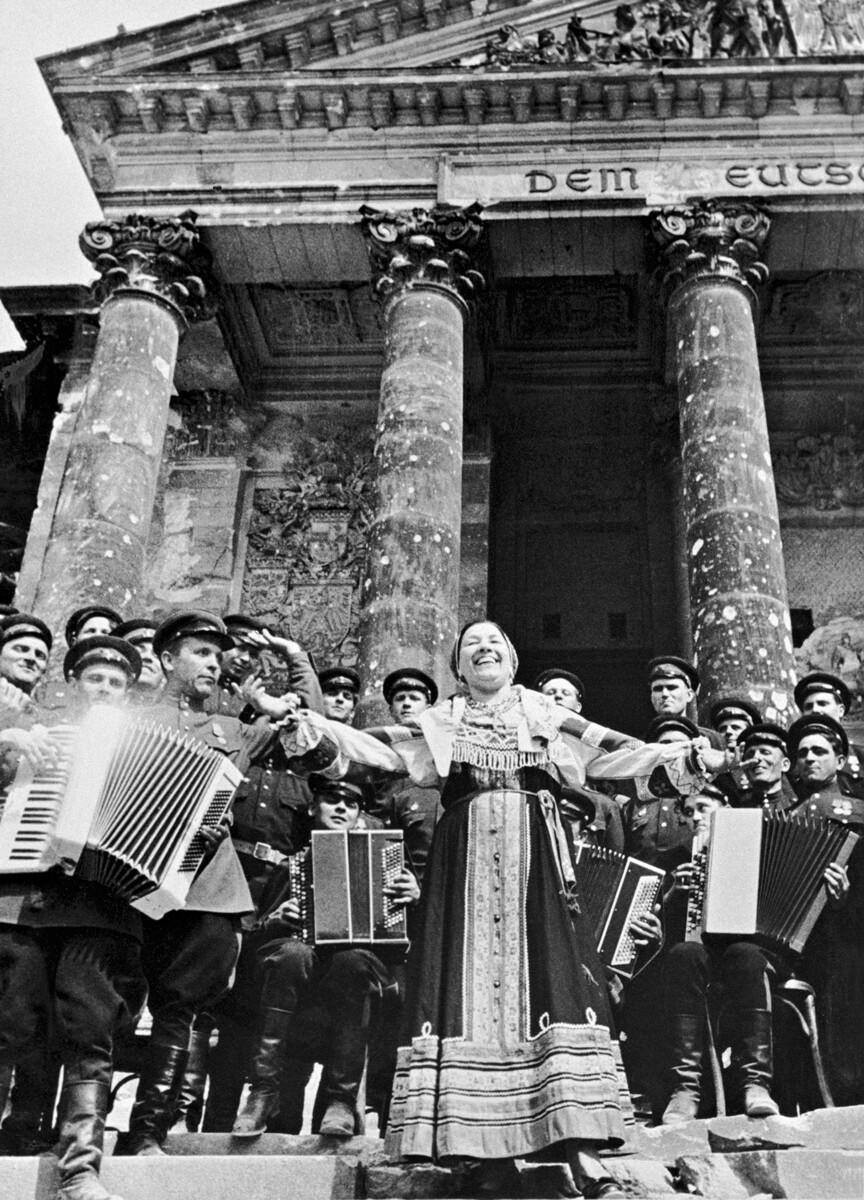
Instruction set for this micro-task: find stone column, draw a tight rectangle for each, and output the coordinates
[652,201,795,723]
[30,213,212,636]
[355,204,485,725]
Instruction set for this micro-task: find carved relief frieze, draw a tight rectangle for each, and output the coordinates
[762,271,864,343]
[164,390,252,460]
[497,279,638,346]
[251,284,383,357]
[240,430,374,665]
[773,432,864,511]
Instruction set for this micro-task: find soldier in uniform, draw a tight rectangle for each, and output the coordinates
[622,715,703,870]
[0,634,147,1200]
[709,696,762,805]
[196,620,323,1134]
[366,668,441,885]
[113,617,164,705]
[535,669,625,851]
[232,772,420,1140]
[786,714,864,1107]
[735,723,797,810]
[647,656,724,749]
[116,611,285,1157]
[318,667,360,725]
[793,671,864,798]
[40,607,122,715]
[0,613,52,703]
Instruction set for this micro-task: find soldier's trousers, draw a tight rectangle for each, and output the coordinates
[0,925,143,1085]
[141,911,240,1047]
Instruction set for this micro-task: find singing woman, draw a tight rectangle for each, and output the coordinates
[279,620,727,1198]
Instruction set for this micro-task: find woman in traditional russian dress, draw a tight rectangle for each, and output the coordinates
[279,620,728,1197]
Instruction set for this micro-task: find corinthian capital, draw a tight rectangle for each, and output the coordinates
[79,210,214,324]
[360,203,486,311]
[651,200,770,300]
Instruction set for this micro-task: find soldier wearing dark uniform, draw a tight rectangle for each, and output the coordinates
[113,617,164,705]
[647,656,724,750]
[734,723,797,810]
[793,672,864,799]
[232,772,420,1140]
[318,666,360,725]
[41,607,123,716]
[535,668,625,852]
[116,611,280,1158]
[709,696,762,805]
[786,714,864,1107]
[366,668,442,886]
[196,618,324,1134]
[0,633,147,1200]
[622,715,702,870]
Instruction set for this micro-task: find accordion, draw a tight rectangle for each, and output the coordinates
[0,704,242,919]
[287,829,409,947]
[573,843,666,978]
[685,807,860,954]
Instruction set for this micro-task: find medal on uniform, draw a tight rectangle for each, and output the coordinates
[832,799,853,817]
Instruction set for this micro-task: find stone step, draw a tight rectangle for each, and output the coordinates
[4,1153,361,1200]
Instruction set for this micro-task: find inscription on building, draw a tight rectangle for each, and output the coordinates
[440,155,864,206]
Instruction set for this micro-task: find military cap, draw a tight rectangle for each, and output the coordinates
[534,668,585,703]
[690,782,728,805]
[739,722,789,755]
[152,610,234,658]
[64,605,121,647]
[0,613,52,651]
[645,714,700,742]
[794,671,852,714]
[223,613,269,647]
[113,617,158,646]
[787,713,849,759]
[63,635,142,682]
[308,766,375,810]
[709,695,762,730]
[559,785,596,825]
[318,666,361,695]
[383,667,438,706]
[647,655,700,692]
[0,605,18,618]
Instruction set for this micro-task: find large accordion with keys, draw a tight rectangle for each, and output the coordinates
[287,829,409,946]
[685,807,859,954]
[0,704,242,919]
[573,843,666,978]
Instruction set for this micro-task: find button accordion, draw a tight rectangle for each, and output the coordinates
[685,807,860,954]
[573,843,666,978]
[0,704,242,919]
[287,829,409,946]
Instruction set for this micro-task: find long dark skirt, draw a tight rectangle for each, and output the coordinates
[385,787,633,1161]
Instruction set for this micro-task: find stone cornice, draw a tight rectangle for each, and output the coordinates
[49,60,864,145]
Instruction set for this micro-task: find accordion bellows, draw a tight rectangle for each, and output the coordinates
[686,806,860,954]
[0,704,242,919]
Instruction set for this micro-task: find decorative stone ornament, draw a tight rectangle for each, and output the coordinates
[652,200,770,300]
[79,210,214,325]
[360,203,486,311]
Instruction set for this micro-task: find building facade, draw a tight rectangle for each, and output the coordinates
[3,0,864,731]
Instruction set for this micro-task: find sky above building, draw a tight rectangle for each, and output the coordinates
[0,0,239,349]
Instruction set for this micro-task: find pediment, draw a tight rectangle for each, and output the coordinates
[39,0,597,82]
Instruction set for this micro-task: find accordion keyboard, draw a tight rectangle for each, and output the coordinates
[610,873,659,967]
[381,841,402,930]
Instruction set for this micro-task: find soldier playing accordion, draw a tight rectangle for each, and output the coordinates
[232,770,420,1140]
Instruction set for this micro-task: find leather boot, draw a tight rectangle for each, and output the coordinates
[319,1018,367,1138]
[172,1028,210,1133]
[732,1008,780,1118]
[115,1044,188,1156]
[202,1023,254,1133]
[661,1012,704,1126]
[55,1080,122,1200]
[232,1008,293,1138]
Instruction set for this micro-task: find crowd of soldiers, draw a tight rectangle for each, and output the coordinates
[0,602,861,1200]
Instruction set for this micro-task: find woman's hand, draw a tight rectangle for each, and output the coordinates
[384,868,421,907]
